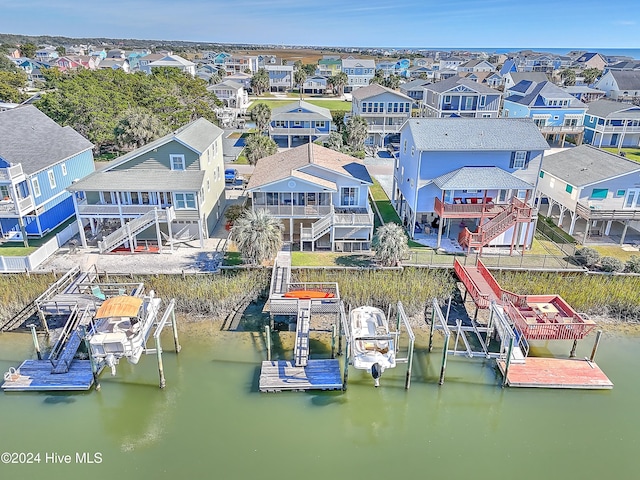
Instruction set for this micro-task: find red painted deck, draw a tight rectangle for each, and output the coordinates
[497,357,613,389]
[454,259,501,308]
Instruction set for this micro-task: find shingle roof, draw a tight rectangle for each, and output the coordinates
[506,81,587,108]
[341,58,375,69]
[609,71,640,90]
[209,80,243,91]
[586,99,640,118]
[67,169,205,192]
[541,145,640,187]
[400,79,430,91]
[271,100,331,119]
[507,72,549,85]
[433,167,533,190]
[0,105,93,175]
[405,118,550,151]
[425,76,500,95]
[246,143,372,190]
[351,83,413,101]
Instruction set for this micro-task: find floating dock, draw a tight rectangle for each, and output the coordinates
[497,357,613,390]
[259,359,342,392]
[2,359,99,392]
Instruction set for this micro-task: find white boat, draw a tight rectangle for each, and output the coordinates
[89,291,162,375]
[350,306,396,386]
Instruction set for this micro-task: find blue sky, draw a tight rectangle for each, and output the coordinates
[0,0,637,49]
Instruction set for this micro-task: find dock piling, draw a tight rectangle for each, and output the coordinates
[590,330,602,362]
[81,325,101,391]
[569,339,578,358]
[156,334,166,389]
[29,324,42,360]
[331,324,336,359]
[439,333,450,385]
[171,307,181,353]
[265,324,271,361]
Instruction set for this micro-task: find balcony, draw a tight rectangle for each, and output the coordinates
[76,202,169,217]
[434,197,508,218]
[269,127,326,137]
[593,124,640,134]
[539,125,584,135]
[256,204,333,218]
[575,202,640,221]
[0,195,35,216]
[0,164,26,183]
[367,124,406,133]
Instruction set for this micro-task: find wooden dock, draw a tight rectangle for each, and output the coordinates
[2,359,98,392]
[259,359,342,392]
[497,357,613,390]
[294,300,311,367]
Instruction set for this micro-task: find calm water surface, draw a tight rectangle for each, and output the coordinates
[0,321,638,480]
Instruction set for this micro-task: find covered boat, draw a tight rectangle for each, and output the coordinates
[350,306,396,386]
[89,291,162,374]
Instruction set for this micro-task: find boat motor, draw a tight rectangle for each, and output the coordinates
[371,362,381,387]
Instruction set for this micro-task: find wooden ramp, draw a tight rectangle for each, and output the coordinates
[259,359,342,392]
[497,357,613,390]
[454,259,501,309]
[2,360,96,392]
[294,300,311,367]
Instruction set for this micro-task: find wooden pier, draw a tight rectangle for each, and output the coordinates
[259,359,342,392]
[294,300,311,367]
[497,357,613,389]
[2,359,101,392]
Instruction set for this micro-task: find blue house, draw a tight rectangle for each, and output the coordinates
[420,76,502,118]
[393,118,549,252]
[502,80,588,146]
[0,106,94,240]
[583,99,640,148]
[269,100,332,148]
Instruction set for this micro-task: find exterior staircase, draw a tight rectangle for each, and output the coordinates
[300,210,333,243]
[98,207,174,253]
[458,198,532,252]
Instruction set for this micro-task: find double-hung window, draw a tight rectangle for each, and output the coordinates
[170,154,186,171]
[174,192,196,209]
[340,187,358,206]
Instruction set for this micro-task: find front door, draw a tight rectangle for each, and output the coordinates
[624,189,640,209]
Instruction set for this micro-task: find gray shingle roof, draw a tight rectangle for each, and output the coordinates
[0,105,93,175]
[405,118,550,151]
[426,76,500,95]
[351,83,412,101]
[271,100,331,119]
[433,167,533,190]
[609,70,640,90]
[68,169,205,192]
[507,81,586,108]
[507,72,549,85]
[541,145,640,187]
[586,99,640,118]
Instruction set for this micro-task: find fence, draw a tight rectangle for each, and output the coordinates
[0,222,78,273]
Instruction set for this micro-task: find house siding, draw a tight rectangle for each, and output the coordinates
[111,142,200,171]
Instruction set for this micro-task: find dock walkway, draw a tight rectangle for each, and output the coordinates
[294,300,311,367]
[259,359,342,392]
[497,357,613,389]
[2,360,98,392]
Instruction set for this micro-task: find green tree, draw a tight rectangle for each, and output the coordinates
[560,68,576,86]
[325,131,344,151]
[209,73,222,85]
[244,133,277,165]
[294,69,307,98]
[384,73,401,90]
[345,115,369,151]
[20,43,36,58]
[230,208,283,265]
[251,103,271,133]
[582,68,602,85]
[329,72,348,96]
[250,68,269,95]
[55,46,66,56]
[331,110,346,133]
[0,55,19,73]
[294,60,303,71]
[302,64,316,76]
[114,108,170,151]
[373,223,409,267]
[370,69,385,85]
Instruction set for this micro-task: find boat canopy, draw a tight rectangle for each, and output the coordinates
[95,296,143,319]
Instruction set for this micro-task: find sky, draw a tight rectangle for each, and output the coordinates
[0,0,637,49]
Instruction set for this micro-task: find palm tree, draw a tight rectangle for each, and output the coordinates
[560,68,576,86]
[251,103,271,133]
[114,108,169,152]
[244,133,278,164]
[250,68,270,96]
[294,69,307,99]
[330,72,348,97]
[582,68,602,85]
[373,223,409,267]
[230,209,283,265]
[345,115,369,151]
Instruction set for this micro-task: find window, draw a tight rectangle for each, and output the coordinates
[503,109,509,118]
[32,178,41,197]
[444,95,451,104]
[170,154,186,171]
[48,170,56,189]
[315,121,326,129]
[403,140,407,154]
[293,121,301,127]
[591,188,608,199]
[616,189,626,197]
[482,113,491,118]
[479,95,486,107]
[61,163,67,176]
[340,187,358,206]
[0,185,9,199]
[174,193,197,209]
[274,120,286,128]
[539,171,545,178]
[411,146,415,156]
[511,151,527,169]
[565,184,573,194]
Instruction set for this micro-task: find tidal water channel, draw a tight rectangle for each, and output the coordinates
[0,319,638,480]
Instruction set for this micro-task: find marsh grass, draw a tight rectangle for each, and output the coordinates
[0,273,56,324]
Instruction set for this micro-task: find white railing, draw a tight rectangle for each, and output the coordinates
[594,124,640,134]
[77,202,167,216]
[0,164,25,181]
[367,124,405,133]
[256,205,333,217]
[98,207,174,253]
[0,196,34,215]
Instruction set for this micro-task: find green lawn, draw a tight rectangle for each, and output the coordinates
[248,98,351,112]
[0,217,76,256]
[602,147,640,163]
[591,245,640,263]
[291,251,373,267]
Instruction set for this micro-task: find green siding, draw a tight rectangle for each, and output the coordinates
[111,141,200,171]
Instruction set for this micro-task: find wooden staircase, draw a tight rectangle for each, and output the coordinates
[98,207,174,253]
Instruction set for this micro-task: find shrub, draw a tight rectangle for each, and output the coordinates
[625,255,640,273]
[574,247,600,267]
[600,256,625,273]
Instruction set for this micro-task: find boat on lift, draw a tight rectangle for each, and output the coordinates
[350,306,396,387]
[89,291,162,375]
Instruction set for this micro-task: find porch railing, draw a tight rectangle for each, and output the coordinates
[256,205,333,217]
[575,202,640,221]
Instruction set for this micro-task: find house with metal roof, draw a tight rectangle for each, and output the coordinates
[0,106,95,241]
[583,99,640,148]
[245,143,374,252]
[350,84,413,148]
[537,145,640,244]
[393,118,549,253]
[419,76,502,118]
[67,118,225,253]
[503,80,588,146]
[269,100,332,148]
[595,70,640,102]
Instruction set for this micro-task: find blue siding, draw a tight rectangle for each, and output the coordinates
[32,149,94,207]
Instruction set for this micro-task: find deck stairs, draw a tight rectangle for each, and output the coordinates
[294,299,312,367]
[98,207,174,253]
[301,212,332,242]
[49,306,94,374]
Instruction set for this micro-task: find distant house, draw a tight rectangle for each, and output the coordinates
[316,56,342,77]
[34,46,58,62]
[457,59,495,73]
[106,49,126,59]
[573,52,607,71]
[245,143,374,252]
[351,84,413,148]
[265,65,294,92]
[97,58,130,73]
[68,118,225,251]
[594,70,640,102]
[226,71,253,92]
[583,100,640,148]
[208,80,249,111]
[439,57,465,70]
[502,80,587,146]
[399,78,430,103]
[393,118,549,251]
[408,65,435,80]
[341,57,376,93]
[564,85,606,104]
[137,53,165,73]
[419,76,502,118]
[302,75,328,95]
[269,100,332,148]
[0,106,95,240]
[139,54,196,76]
[502,71,549,90]
[224,55,258,74]
[537,145,640,244]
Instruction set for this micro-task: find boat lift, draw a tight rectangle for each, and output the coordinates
[428,298,527,386]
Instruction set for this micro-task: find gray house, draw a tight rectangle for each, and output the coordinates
[537,145,640,244]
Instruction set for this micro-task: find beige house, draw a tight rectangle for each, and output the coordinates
[68,118,225,253]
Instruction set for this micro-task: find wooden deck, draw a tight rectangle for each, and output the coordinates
[2,359,97,392]
[497,357,613,389]
[259,359,342,392]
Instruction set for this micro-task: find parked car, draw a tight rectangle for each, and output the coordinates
[225,168,238,183]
